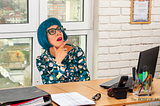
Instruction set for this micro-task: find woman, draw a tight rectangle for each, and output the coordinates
[36,18,90,84]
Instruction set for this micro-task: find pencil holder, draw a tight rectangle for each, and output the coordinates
[133,74,152,96]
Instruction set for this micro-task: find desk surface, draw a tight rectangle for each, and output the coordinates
[36,78,160,106]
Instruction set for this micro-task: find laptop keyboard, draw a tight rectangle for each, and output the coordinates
[110,82,119,88]
[125,77,133,88]
[110,77,133,89]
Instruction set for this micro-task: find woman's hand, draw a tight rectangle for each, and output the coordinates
[53,40,68,64]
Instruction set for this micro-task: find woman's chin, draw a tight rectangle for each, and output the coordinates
[54,44,63,48]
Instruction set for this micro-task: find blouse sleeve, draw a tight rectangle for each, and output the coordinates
[36,55,67,84]
[76,46,90,81]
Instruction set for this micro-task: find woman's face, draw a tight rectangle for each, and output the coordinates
[47,25,64,48]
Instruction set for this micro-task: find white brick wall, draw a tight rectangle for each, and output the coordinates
[99,24,121,31]
[99,39,121,46]
[122,8,130,15]
[99,0,109,8]
[111,1,130,8]
[99,8,120,15]
[110,31,132,38]
[99,32,109,38]
[98,0,160,79]
[122,24,141,30]
[111,16,130,23]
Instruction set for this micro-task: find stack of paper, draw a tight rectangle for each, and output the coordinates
[51,92,96,106]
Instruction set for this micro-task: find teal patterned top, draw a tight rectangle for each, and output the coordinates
[36,44,90,84]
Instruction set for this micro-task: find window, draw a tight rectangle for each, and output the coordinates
[0,32,41,89]
[0,37,32,89]
[0,0,28,24]
[0,0,93,89]
[47,0,83,22]
[0,0,40,89]
[40,0,92,30]
[68,35,87,55]
[0,0,37,33]
[65,30,93,78]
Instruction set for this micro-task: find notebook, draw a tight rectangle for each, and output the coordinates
[100,46,159,92]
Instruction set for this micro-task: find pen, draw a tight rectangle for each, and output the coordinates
[132,67,136,81]
[139,83,145,93]
[142,66,147,86]
[138,69,143,85]
[144,71,148,93]
[133,75,150,92]
[138,78,145,90]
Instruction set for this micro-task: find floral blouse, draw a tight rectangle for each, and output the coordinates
[36,44,90,84]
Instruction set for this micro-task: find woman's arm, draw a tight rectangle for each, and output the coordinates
[76,47,90,81]
[36,55,66,84]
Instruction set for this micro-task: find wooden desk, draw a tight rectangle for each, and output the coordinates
[36,78,160,106]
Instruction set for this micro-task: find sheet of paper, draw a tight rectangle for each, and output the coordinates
[51,92,96,106]
[133,1,149,22]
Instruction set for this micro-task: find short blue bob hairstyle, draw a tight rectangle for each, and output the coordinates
[37,17,68,50]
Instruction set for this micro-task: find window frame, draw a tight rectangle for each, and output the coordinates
[0,32,42,86]
[0,0,38,33]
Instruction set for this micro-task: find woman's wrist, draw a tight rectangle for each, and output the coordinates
[54,59,61,64]
[54,59,63,66]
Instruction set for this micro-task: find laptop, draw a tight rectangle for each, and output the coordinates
[100,46,159,92]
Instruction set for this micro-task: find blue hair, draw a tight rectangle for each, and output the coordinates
[37,17,68,50]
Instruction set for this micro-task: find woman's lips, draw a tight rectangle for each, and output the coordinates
[57,37,62,41]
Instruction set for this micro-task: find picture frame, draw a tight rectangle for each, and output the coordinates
[130,0,151,24]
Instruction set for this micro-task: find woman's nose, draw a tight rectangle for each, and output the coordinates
[56,30,62,34]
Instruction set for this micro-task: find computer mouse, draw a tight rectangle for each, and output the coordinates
[107,88,114,97]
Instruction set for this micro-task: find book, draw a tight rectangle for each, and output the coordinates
[0,86,52,106]
[51,92,96,106]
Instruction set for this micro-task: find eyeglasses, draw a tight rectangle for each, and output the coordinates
[47,26,64,35]
[92,93,101,101]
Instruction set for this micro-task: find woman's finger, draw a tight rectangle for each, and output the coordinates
[59,40,68,49]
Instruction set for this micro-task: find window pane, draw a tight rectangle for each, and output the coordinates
[68,35,86,55]
[47,0,84,22]
[0,38,32,89]
[0,0,28,24]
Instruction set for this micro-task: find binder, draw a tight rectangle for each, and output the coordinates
[0,86,52,106]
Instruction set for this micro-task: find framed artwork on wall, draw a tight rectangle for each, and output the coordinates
[130,0,151,24]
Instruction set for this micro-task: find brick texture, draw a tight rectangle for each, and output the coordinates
[98,0,160,79]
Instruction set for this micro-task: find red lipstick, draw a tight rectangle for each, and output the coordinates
[57,37,62,41]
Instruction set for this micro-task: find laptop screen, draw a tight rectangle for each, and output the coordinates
[136,46,159,78]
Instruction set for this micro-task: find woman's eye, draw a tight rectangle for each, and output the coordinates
[50,30,55,33]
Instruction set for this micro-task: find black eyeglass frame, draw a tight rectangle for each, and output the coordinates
[92,93,101,101]
[46,26,65,35]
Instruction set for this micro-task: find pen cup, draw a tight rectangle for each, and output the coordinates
[133,74,152,96]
